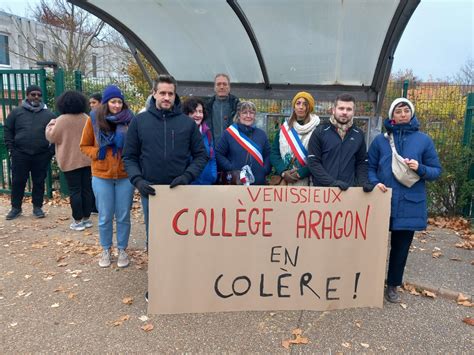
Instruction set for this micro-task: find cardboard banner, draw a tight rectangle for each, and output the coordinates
[149,186,391,314]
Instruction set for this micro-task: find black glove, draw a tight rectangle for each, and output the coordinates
[170,174,191,188]
[362,183,375,192]
[333,180,350,191]
[135,179,156,197]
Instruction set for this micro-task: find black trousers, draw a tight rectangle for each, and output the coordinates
[387,230,415,286]
[10,151,51,209]
[63,166,93,221]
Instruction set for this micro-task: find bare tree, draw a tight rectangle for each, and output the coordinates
[451,58,474,85]
[6,0,130,75]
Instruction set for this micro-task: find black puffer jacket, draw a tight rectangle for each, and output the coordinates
[205,94,240,140]
[123,97,208,185]
[4,105,55,155]
[307,123,369,186]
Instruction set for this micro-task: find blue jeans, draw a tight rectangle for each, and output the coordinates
[92,177,134,250]
[141,195,149,247]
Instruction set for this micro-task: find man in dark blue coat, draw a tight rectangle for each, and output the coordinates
[123,74,207,243]
[307,93,373,192]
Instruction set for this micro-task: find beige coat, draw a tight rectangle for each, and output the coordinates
[45,113,91,172]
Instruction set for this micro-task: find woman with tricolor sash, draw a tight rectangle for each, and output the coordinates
[215,101,271,185]
[270,91,320,186]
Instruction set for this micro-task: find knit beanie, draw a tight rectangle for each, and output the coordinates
[101,85,124,104]
[26,85,42,95]
[292,91,315,113]
[388,98,415,119]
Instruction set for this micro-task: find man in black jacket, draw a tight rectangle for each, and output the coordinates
[307,93,374,192]
[123,74,208,244]
[4,85,55,220]
[205,73,240,144]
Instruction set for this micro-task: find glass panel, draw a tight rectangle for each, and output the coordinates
[92,0,263,83]
[0,34,10,65]
[240,0,398,85]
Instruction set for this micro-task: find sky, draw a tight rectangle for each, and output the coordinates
[1,0,473,81]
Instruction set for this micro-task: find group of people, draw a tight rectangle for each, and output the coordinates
[3,73,441,304]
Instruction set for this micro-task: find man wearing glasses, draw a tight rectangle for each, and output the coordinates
[4,85,56,220]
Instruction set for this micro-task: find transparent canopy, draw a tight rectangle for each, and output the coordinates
[71,0,419,104]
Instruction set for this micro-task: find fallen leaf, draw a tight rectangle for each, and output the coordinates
[67,292,77,299]
[141,323,154,332]
[138,315,149,322]
[457,293,469,302]
[458,300,473,307]
[449,257,462,261]
[341,342,351,349]
[10,322,18,327]
[57,262,68,267]
[24,274,32,279]
[355,320,362,328]
[282,340,290,349]
[422,290,437,298]
[433,247,441,251]
[462,317,474,326]
[122,297,134,305]
[400,303,408,309]
[360,343,370,348]
[51,303,60,308]
[432,251,442,258]
[292,328,303,336]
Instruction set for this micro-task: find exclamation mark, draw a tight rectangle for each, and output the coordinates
[353,272,361,299]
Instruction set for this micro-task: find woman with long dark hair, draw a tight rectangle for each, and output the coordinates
[80,85,135,268]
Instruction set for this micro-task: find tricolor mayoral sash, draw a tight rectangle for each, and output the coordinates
[226,124,264,167]
[280,121,308,167]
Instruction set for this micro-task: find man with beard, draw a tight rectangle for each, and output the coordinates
[4,85,56,219]
[307,93,374,192]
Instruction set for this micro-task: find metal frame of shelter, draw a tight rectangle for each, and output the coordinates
[69,0,420,116]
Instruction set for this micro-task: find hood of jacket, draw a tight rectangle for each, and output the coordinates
[384,114,420,134]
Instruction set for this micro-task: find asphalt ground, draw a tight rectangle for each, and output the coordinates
[0,196,472,353]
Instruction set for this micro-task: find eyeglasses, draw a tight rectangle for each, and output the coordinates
[240,110,256,116]
[29,92,42,97]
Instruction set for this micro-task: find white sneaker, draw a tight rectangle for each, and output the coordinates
[117,249,129,268]
[70,220,85,231]
[99,249,111,268]
[82,218,93,228]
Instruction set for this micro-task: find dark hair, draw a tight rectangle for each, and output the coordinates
[56,90,88,114]
[153,74,177,92]
[95,98,129,132]
[90,93,102,102]
[394,102,410,109]
[334,93,356,106]
[182,97,207,121]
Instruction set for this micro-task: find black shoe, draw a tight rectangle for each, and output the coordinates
[145,291,148,303]
[385,285,401,303]
[33,206,45,218]
[6,208,22,220]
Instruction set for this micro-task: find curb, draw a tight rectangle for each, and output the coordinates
[405,281,473,302]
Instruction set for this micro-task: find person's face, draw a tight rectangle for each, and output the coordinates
[27,91,42,106]
[107,98,123,115]
[89,98,100,110]
[332,100,354,124]
[154,82,176,110]
[214,76,230,98]
[239,109,256,126]
[189,103,204,126]
[294,98,308,119]
[392,104,412,124]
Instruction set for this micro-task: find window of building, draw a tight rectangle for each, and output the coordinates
[0,34,10,65]
[36,41,44,59]
[92,54,97,77]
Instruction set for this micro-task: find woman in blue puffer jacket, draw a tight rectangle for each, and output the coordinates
[368,97,442,304]
[182,97,217,185]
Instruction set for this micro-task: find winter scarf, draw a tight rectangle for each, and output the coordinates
[329,115,353,139]
[93,109,134,160]
[200,122,214,158]
[22,99,45,113]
